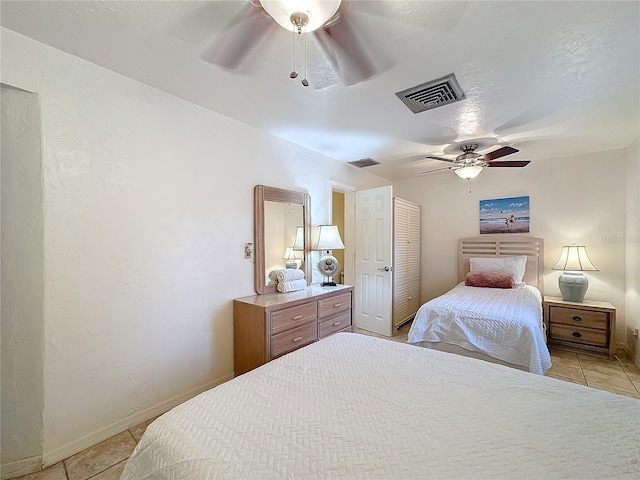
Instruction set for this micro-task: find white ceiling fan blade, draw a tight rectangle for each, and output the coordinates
[314,5,388,86]
[200,2,274,69]
[416,166,453,175]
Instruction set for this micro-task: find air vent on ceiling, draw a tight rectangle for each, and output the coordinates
[395,73,465,114]
[348,158,380,168]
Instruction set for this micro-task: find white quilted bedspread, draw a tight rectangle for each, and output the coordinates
[121,333,639,479]
[408,283,551,374]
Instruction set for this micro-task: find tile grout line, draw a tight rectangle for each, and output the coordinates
[66,429,138,480]
[577,356,587,385]
[127,429,138,443]
[577,353,639,396]
[84,459,129,480]
[614,356,640,394]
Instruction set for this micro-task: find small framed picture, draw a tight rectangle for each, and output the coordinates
[479,196,530,234]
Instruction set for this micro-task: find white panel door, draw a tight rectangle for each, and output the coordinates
[354,186,393,336]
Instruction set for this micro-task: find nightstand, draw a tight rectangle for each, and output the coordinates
[543,296,616,360]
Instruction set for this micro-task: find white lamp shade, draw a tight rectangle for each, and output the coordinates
[282,247,297,260]
[259,0,341,32]
[292,226,304,251]
[552,245,598,271]
[313,225,345,251]
[454,165,483,179]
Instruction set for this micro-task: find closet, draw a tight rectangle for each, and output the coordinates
[392,198,421,332]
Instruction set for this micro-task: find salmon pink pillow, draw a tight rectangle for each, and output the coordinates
[465,270,516,289]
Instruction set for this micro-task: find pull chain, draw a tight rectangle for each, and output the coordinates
[301,28,309,87]
[289,28,298,79]
[288,12,311,87]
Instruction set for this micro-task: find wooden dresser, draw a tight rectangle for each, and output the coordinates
[543,296,616,360]
[234,285,353,375]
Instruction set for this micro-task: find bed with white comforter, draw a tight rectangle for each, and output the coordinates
[121,333,639,479]
[407,282,551,374]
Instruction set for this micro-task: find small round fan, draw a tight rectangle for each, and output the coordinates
[318,254,340,287]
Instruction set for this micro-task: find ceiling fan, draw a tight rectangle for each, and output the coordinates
[417,144,531,179]
[200,0,381,87]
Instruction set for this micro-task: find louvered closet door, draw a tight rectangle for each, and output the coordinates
[393,198,421,331]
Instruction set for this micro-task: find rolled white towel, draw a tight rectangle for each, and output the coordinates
[277,279,308,293]
[275,269,305,282]
[267,270,280,285]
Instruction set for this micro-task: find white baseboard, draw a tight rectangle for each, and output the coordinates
[1,455,42,480]
[42,372,234,468]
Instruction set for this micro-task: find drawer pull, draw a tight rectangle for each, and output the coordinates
[333,303,342,308]
[333,321,341,326]
[572,315,582,322]
[292,315,303,320]
[292,336,303,343]
[572,332,582,338]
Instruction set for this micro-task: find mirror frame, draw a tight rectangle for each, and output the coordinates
[254,185,311,294]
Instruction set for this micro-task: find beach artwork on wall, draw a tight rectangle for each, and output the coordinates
[479,195,530,234]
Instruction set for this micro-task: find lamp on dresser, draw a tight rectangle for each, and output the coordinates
[282,247,298,269]
[314,225,345,287]
[552,244,598,302]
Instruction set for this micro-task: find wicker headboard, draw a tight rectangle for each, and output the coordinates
[458,235,544,293]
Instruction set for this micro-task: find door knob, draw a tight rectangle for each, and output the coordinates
[378,266,391,272]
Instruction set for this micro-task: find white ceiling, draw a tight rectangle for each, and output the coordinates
[2,1,639,181]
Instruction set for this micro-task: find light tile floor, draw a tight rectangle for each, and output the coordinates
[14,324,640,480]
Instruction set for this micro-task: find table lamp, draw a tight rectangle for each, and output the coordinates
[313,225,345,287]
[282,247,298,269]
[552,244,598,302]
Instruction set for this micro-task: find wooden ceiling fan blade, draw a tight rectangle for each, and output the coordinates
[483,146,518,161]
[485,160,531,167]
[200,4,274,69]
[314,7,378,85]
[425,155,455,163]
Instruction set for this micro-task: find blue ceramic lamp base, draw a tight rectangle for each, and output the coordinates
[558,272,588,302]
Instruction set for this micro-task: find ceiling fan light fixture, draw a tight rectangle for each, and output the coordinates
[454,165,483,179]
[260,0,341,33]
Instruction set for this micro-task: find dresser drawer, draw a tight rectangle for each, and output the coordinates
[318,310,352,339]
[549,307,607,330]
[270,302,317,335]
[318,293,351,318]
[270,322,317,359]
[550,324,607,347]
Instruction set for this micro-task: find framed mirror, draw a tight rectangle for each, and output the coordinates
[254,185,311,294]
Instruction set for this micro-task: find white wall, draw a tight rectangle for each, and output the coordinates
[0,28,388,467]
[626,137,640,363]
[393,150,628,346]
[0,86,45,478]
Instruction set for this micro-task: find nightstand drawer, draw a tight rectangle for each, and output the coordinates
[318,310,352,339]
[271,322,317,359]
[318,293,351,318]
[550,324,607,347]
[271,302,317,335]
[549,307,607,330]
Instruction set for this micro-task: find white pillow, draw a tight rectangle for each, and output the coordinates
[469,255,528,284]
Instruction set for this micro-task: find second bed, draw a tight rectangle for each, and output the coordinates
[407,235,551,374]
